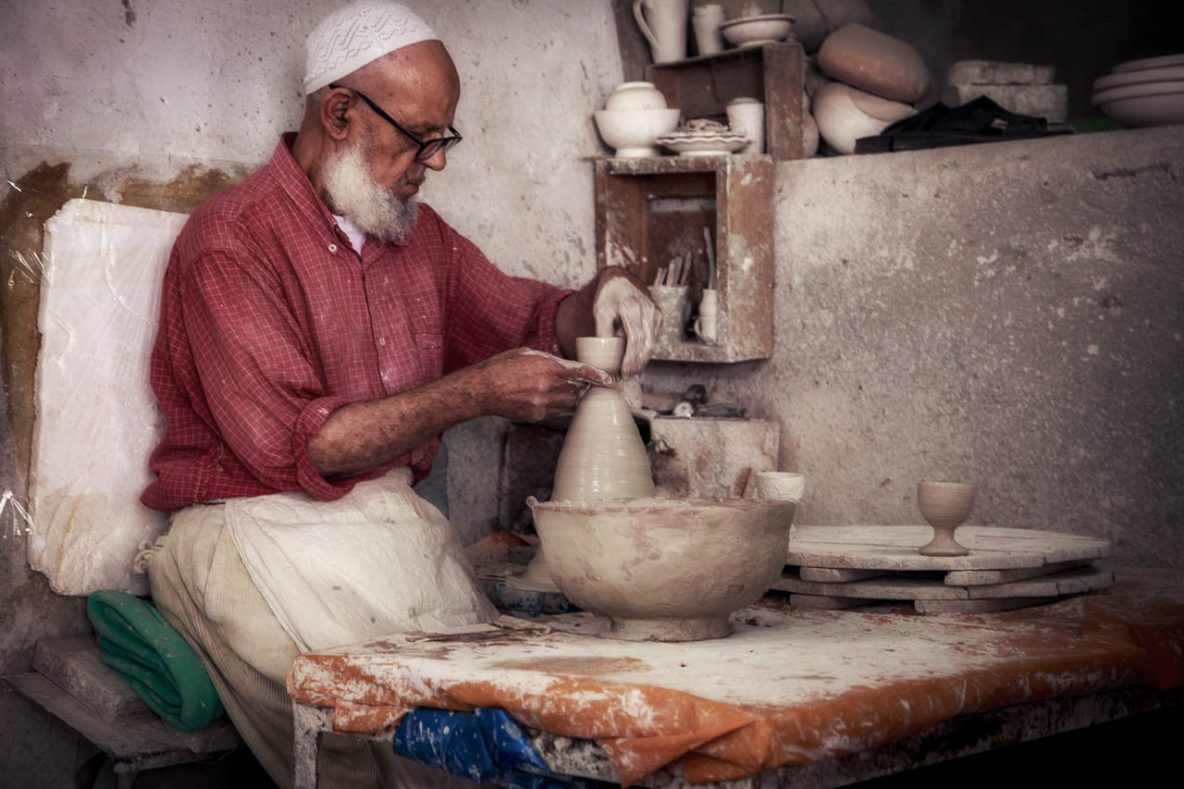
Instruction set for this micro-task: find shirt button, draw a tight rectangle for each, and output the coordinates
[328,243,338,253]
[378,337,387,346]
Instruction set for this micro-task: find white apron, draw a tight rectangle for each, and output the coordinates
[225,469,496,652]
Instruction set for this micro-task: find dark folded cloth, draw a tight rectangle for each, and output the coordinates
[87,590,225,732]
[855,96,1072,153]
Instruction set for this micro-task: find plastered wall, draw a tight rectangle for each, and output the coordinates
[644,127,1184,569]
[0,0,619,666]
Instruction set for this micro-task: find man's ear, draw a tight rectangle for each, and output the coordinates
[322,88,352,140]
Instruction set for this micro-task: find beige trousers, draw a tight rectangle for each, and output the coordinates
[147,502,478,788]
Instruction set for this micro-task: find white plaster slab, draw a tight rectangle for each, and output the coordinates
[28,199,187,595]
[787,594,875,610]
[799,567,889,583]
[787,525,1110,571]
[914,597,1059,614]
[943,560,1092,587]
[772,566,1115,601]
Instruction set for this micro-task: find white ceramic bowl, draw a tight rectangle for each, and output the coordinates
[605,81,668,111]
[1093,65,1184,93]
[719,13,795,48]
[1096,85,1184,127]
[1112,53,1184,74]
[656,131,749,156]
[813,81,916,154]
[593,108,682,158]
[1092,79,1184,106]
[532,497,795,641]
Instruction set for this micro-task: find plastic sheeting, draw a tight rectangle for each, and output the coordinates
[289,569,1184,786]
[28,198,186,595]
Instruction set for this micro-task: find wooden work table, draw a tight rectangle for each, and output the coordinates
[287,568,1184,787]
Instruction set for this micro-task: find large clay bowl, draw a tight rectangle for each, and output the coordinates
[532,497,795,642]
[593,109,682,158]
[818,23,929,103]
[813,82,916,154]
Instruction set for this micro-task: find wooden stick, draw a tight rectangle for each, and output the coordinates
[703,227,716,289]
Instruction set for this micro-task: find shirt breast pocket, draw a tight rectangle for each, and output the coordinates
[413,333,444,382]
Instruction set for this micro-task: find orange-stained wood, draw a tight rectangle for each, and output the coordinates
[288,569,1184,786]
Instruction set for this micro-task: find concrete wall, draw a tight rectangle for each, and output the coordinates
[0,0,620,579]
[0,2,619,780]
[645,126,1184,569]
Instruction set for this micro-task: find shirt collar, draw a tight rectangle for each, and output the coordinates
[268,132,342,242]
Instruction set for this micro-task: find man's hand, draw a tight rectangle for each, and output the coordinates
[309,348,612,477]
[592,268,661,378]
[467,348,613,422]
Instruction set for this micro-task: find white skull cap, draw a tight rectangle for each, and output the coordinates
[304,1,439,95]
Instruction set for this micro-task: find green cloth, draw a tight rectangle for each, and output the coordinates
[86,590,225,732]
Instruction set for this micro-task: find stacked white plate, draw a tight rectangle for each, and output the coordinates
[1092,53,1184,127]
[656,129,749,156]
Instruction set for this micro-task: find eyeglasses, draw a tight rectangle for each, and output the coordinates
[330,82,463,162]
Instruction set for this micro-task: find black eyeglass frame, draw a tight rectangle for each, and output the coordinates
[329,82,462,162]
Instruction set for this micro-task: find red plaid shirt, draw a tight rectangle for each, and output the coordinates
[142,134,568,511]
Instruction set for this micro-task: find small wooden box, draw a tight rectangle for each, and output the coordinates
[594,154,774,363]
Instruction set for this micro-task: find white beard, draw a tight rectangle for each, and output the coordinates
[322,142,419,245]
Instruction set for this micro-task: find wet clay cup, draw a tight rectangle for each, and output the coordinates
[756,471,805,503]
[917,481,974,556]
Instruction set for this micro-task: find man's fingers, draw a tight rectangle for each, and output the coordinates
[618,293,660,378]
[591,275,662,378]
[559,363,613,387]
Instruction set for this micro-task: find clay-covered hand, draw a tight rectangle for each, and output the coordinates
[469,348,612,422]
[592,268,660,378]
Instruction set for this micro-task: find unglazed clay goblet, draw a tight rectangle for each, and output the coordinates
[917,481,974,556]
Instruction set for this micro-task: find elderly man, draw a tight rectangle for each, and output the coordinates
[141,2,658,786]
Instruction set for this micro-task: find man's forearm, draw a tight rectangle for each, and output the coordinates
[307,368,486,477]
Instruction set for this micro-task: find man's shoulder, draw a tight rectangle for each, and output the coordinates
[175,164,284,258]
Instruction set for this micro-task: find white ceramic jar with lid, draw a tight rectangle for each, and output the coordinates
[605,81,668,111]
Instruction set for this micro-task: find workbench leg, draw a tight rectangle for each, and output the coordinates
[293,703,331,789]
[115,770,137,789]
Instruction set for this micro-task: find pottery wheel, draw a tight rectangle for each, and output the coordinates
[787,525,1110,572]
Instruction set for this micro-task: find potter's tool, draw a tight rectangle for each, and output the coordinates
[695,403,747,418]
[703,226,717,288]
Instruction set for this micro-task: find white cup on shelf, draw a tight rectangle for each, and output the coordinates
[727,97,765,154]
[693,288,718,343]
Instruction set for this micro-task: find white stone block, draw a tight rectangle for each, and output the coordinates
[942,83,1069,123]
[948,60,1056,86]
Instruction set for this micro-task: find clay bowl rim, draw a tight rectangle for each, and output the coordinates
[719,13,795,46]
[532,496,795,517]
[718,13,796,30]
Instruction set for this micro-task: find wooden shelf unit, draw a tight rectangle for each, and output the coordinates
[594,154,774,364]
[645,42,807,161]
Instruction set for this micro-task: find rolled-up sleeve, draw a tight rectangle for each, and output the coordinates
[182,251,361,501]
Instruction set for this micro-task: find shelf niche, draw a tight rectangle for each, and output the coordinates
[594,154,773,364]
[645,42,807,161]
